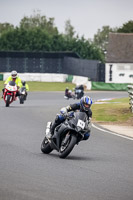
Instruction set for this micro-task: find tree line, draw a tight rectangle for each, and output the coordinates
[0,11,133,63]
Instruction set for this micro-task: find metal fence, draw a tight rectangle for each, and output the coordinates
[0,51,105,82]
[127,85,133,113]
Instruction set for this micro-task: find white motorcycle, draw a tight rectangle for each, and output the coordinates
[19,86,27,104]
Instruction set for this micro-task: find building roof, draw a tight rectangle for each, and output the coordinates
[106,33,133,63]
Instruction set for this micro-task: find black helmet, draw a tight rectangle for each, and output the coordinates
[22,80,26,86]
[80,96,92,111]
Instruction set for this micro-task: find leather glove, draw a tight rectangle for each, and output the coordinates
[60,107,68,117]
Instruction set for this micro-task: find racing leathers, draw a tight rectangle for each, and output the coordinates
[50,102,92,140]
[4,76,22,87]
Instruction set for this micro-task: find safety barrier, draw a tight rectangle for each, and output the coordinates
[127,85,133,113]
[2,73,92,90]
[0,73,3,80]
[92,81,129,91]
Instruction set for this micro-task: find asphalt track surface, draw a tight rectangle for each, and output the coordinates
[0,91,133,200]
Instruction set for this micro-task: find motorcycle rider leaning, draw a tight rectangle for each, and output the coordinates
[2,70,22,97]
[46,96,92,140]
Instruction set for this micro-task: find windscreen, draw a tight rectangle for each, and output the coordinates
[8,81,16,86]
[68,112,87,127]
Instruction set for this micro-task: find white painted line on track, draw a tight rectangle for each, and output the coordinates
[92,123,133,141]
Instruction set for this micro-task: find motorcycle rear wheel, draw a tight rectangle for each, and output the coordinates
[41,137,53,154]
[20,95,24,104]
[59,134,77,159]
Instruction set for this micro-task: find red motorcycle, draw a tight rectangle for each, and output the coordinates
[3,81,18,107]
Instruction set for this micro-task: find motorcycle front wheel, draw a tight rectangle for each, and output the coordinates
[6,95,11,107]
[59,134,77,159]
[41,137,53,154]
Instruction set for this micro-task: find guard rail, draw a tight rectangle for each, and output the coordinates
[127,85,133,113]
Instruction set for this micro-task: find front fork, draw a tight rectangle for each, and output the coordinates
[4,92,15,103]
[62,132,70,146]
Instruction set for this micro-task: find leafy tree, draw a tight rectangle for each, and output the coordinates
[19,11,58,35]
[93,26,117,52]
[117,20,133,33]
[64,19,75,40]
[50,34,67,51]
[0,23,14,34]
[0,27,104,61]
[0,11,104,62]
[0,27,53,51]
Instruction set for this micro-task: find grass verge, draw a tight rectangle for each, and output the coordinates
[92,97,133,125]
[0,81,76,91]
[27,82,76,91]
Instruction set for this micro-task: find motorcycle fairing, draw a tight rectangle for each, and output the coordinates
[51,111,88,150]
[4,81,17,105]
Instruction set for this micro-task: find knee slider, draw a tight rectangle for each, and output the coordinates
[83,132,90,140]
[55,114,65,123]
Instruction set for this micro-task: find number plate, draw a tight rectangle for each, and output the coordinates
[77,119,85,129]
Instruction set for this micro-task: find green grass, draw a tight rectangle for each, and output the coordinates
[0,81,4,92]
[0,81,76,91]
[27,82,76,91]
[92,97,133,124]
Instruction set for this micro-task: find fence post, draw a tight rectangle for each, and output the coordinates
[127,85,133,113]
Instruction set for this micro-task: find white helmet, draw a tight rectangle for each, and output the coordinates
[11,70,17,78]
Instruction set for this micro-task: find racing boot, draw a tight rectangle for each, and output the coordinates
[45,122,52,139]
[46,115,63,139]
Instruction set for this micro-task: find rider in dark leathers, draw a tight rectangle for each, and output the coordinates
[46,96,92,140]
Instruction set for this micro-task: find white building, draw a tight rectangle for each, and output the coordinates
[105,33,133,83]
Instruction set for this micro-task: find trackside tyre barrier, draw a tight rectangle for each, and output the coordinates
[127,85,133,113]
